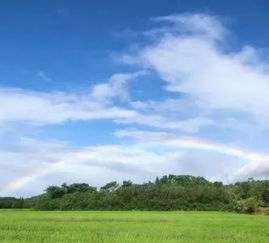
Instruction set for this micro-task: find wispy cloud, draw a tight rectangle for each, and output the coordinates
[121,13,269,127]
[36,71,52,83]
[0,69,210,132]
[2,133,264,197]
[90,70,148,104]
[0,71,148,125]
[0,87,136,124]
[3,129,269,196]
[115,129,269,181]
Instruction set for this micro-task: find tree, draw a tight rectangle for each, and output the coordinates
[262,189,269,203]
[100,181,119,192]
[46,186,65,199]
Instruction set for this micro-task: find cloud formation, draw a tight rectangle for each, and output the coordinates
[0,86,136,125]
[0,70,210,132]
[1,134,262,197]
[122,13,269,126]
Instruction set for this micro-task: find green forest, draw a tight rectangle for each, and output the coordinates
[1,175,269,214]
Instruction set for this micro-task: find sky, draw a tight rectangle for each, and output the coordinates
[1,0,269,197]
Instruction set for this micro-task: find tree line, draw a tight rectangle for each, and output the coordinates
[1,175,269,213]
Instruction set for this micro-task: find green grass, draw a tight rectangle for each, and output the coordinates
[0,210,269,242]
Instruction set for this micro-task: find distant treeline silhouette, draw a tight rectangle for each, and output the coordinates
[1,175,269,213]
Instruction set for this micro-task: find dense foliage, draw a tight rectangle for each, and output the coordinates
[0,197,25,209]
[1,175,269,213]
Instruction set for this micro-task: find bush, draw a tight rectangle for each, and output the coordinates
[235,198,257,214]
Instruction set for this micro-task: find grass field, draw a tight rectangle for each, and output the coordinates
[0,210,269,242]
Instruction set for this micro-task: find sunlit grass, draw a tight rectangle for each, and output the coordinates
[0,210,269,242]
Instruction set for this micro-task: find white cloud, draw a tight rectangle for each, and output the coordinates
[36,71,52,83]
[0,89,136,123]
[116,113,213,133]
[0,138,184,196]
[0,69,211,132]
[152,13,227,41]
[115,129,269,181]
[122,13,269,126]
[0,71,150,126]
[234,159,269,180]
[3,131,268,196]
[90,70,148,104]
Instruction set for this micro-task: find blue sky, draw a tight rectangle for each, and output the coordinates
[1,0,269,196]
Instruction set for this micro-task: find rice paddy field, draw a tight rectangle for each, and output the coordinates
[0,210,269,242]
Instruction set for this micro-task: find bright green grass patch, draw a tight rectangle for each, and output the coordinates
[0,210,269,242]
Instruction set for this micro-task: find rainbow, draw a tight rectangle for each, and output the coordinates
[2,134,269,194]
[119,130,269,162]
[1,161,65,195]
[162,137,267,162]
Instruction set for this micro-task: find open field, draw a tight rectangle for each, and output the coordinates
[0,210,269,242]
